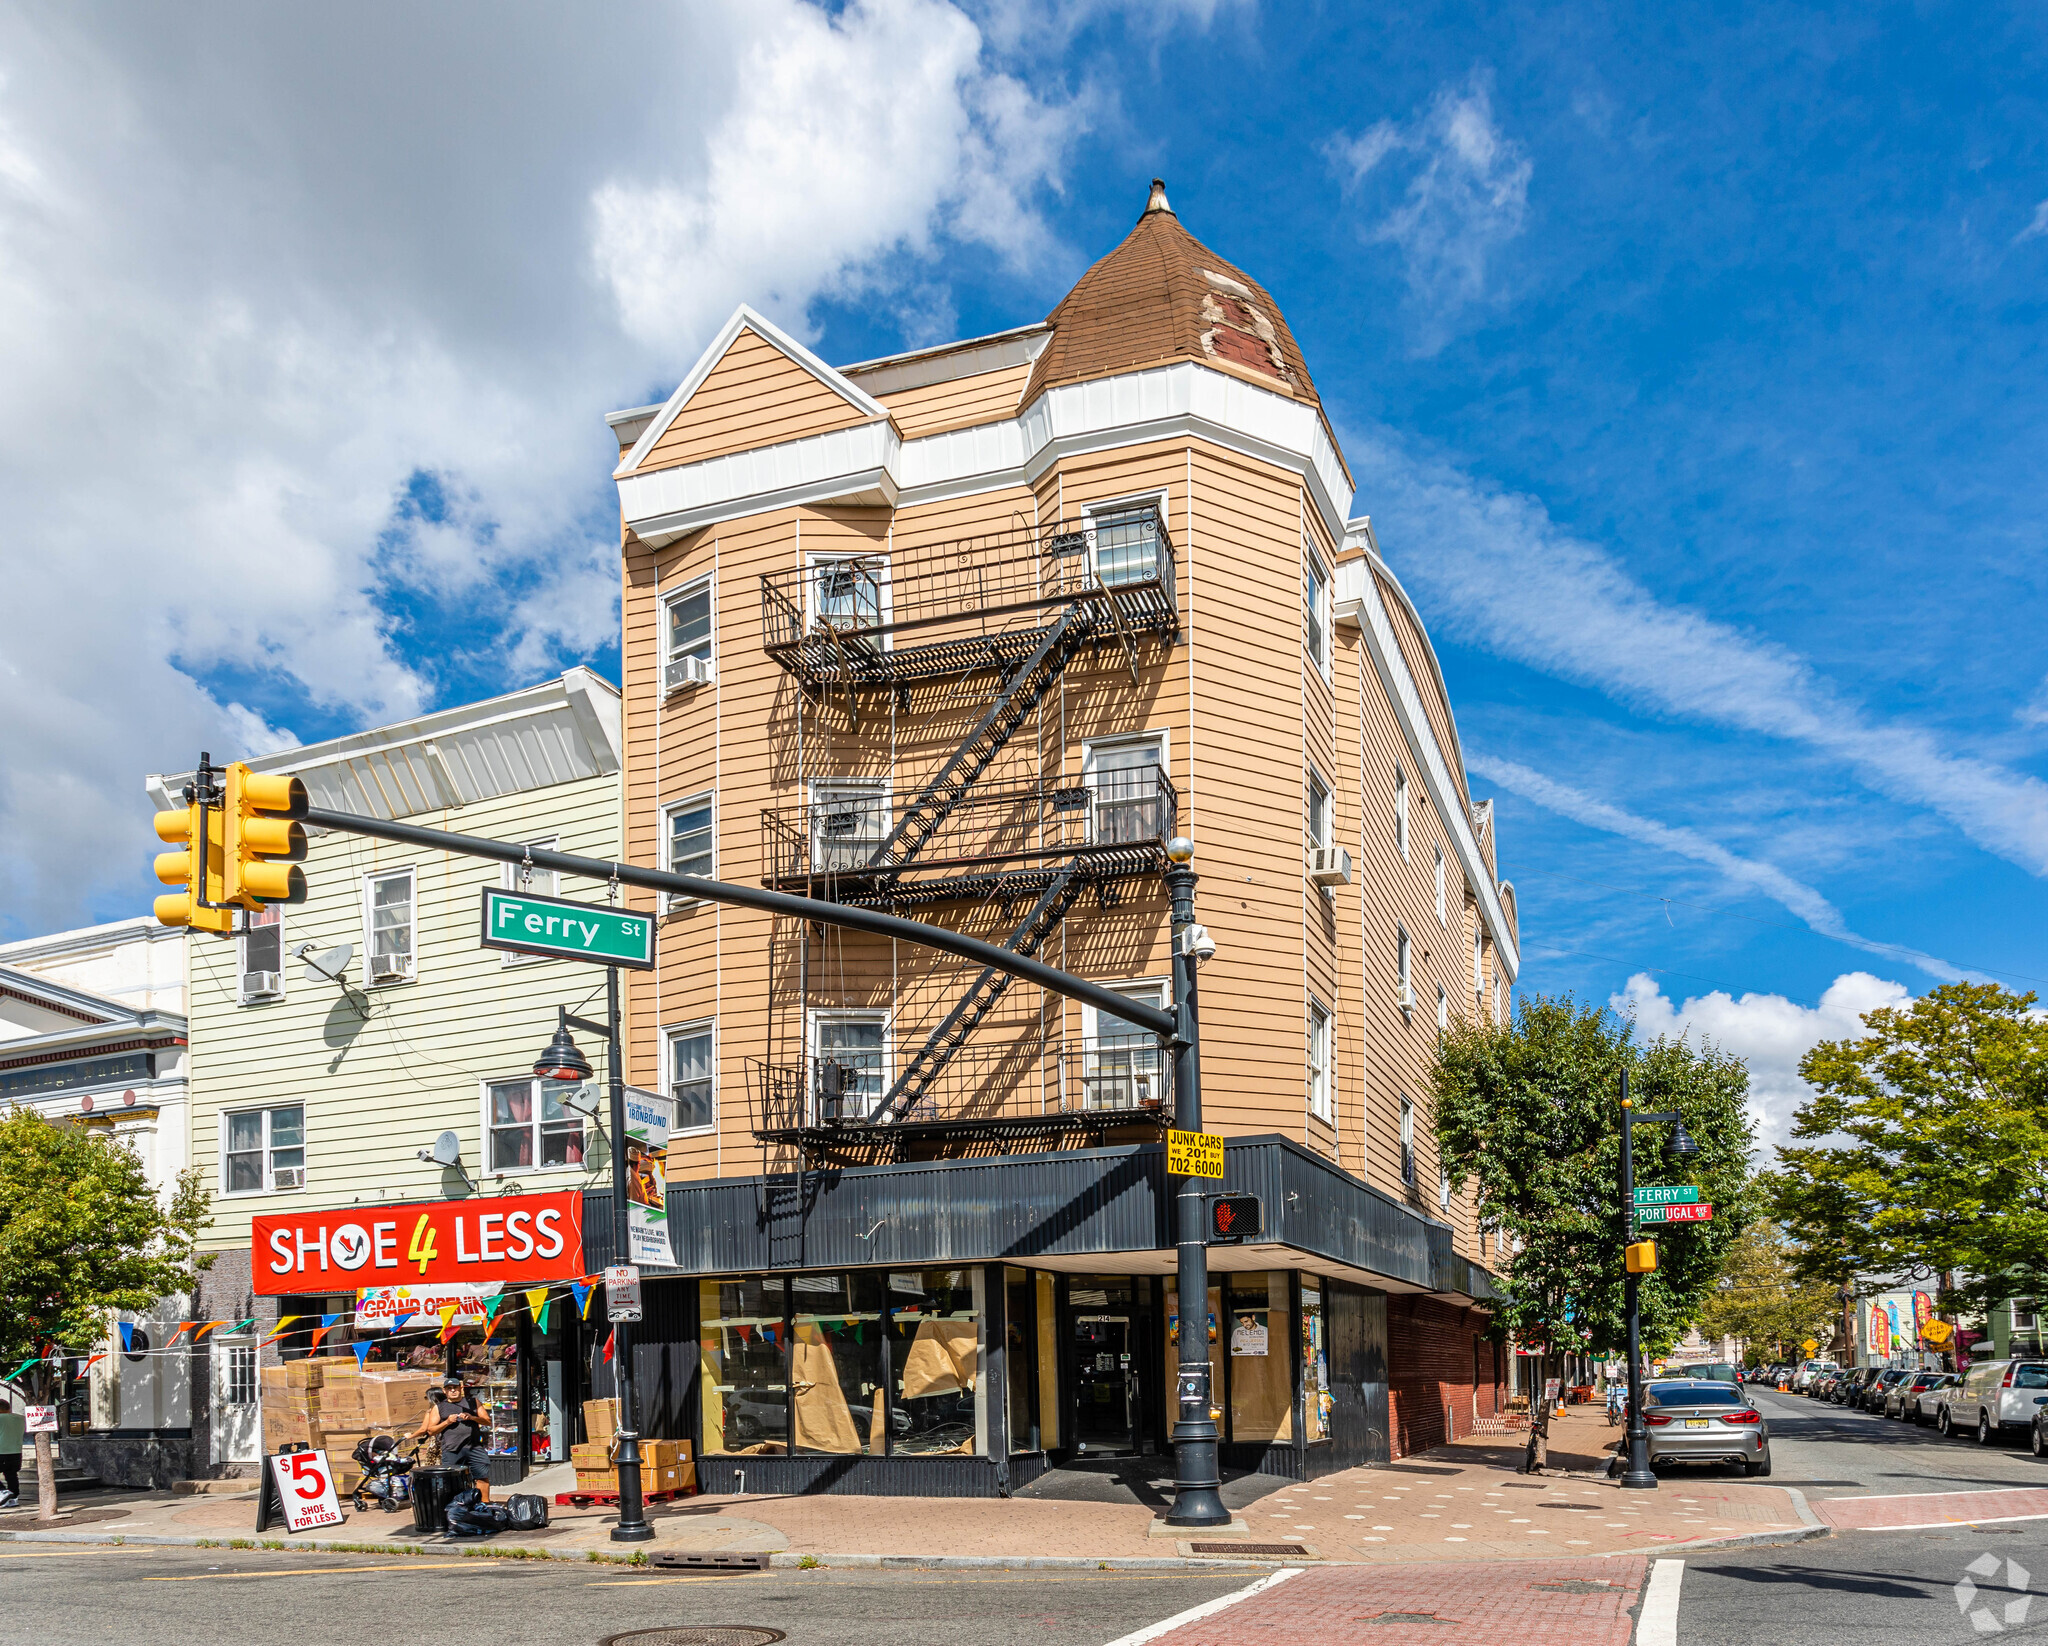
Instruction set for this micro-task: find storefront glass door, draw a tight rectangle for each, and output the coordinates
[1073,1314,1138,1455]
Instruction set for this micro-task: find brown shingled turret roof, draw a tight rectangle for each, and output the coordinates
[1022,178,1323,410]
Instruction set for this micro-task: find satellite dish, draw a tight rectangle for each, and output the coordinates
[298,941,355,985]
[429,1130,462,1168]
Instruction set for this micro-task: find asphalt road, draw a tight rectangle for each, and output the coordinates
[1667,1386,2048,1645]
[0,1544,1262,1646]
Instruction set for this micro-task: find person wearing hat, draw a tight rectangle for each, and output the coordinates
[412,1375,490,1502]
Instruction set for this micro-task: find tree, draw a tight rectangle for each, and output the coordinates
[1434,995,1753,1471]
[1693,1218,1840,1365]
[0,1108,210,1517]
[1771,983,2048,1334]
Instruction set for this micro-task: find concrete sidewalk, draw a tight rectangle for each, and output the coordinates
[0,1407,1817,1567]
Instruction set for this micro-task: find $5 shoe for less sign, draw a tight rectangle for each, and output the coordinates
[252,1190,584,1292]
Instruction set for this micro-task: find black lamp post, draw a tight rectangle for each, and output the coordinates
[1618,1069,1698,1491]
[534,982,653,1544]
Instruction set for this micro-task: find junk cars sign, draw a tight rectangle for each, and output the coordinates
[253,1191,583,1293]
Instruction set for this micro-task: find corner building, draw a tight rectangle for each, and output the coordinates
[609,183,1521,1495]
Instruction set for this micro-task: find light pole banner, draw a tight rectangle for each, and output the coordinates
[624,1145,674,1267]
[622,1086,672,1152]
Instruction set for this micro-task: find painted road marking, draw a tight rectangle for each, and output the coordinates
[1637,1558,1685,1646]
[0,1548,155,1558]
[1099,1566,1305,1646]
[149,1561,488,1581]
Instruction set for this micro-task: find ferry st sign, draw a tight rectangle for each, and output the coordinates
[479,888,654,969]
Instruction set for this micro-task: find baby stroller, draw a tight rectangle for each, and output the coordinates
[349,1434,419,1513]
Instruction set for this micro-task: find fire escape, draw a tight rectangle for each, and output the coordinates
[749,504,1180,1162]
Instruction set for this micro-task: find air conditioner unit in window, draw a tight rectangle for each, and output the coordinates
[1308,847,1352,887]
[273,1166,305,1190]
[665,655,713,692]
[369,956,410,984]
[1398,983,1416,1011]
[240,971,283,1000]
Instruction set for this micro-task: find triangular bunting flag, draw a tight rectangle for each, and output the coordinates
[274,1315,303,1333]
[603,1329,615,1364]
[573,1282,594,1320]
[193,1319,229,1341]
[483,1295,503,1322]
[84,1352,106,1371]
[736,1323,753,1343]
[438,1305,460,1345]
[117,1321,134,1353]
[309,1325,334,1350]
[353,1341,373,1369]
[164,1322,193,1348]
[525,1287,550,1320]
[230,1318,254,1333]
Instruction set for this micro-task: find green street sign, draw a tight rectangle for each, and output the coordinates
[1633,1184,1701,1206]
[479,888,654,969]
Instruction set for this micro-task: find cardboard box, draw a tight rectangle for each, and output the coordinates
[282,1359,324,1390]
[642,1438,691,1469]
[360,1372,435,1426]
[583,1398,618,1439]
[573,1466,617,1493]
[569,1441,614,1468]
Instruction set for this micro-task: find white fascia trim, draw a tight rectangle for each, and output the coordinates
[620,419,903,546]
[560,665,624,776]
[1344,558,1519,979]
[616,304,891,479]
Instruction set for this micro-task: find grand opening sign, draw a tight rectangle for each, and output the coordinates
[252,1190,583,1293]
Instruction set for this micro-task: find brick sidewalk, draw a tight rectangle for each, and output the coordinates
[1815,1487,2048,1531]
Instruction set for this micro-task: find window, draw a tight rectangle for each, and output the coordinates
[1307,766,1331,851]
[363,868,415,983]
[239,905,284,1003]
[664,576,713,670]
[1082,979,1168,1109]
[808,555,887,637]
[1493,970,1505,1025]
[485,1077,587,1172]
[809,780,889,873]
[1437,985,1449,1033]
[1394,765,1409,859]
[1081,495,1166,587]
[1307,1000,1332,1121]
[1473,931,1484,996]
[223,1104,304,1194]
[1303,543,1328,673]
[2016,1299,2040,1334]
[668,1022,715,1134]
[1439,1162,1452,1212]
[811,1011,887,1122]
[664,791,714,907]
[1084,735,1169,844]
[499,840,558,965]
[1397,926,1413,1009]
[1435,847,1446,925]
[1399,1095,1416,1187]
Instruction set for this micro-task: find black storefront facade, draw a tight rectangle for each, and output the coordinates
[579,1133,1498,1498]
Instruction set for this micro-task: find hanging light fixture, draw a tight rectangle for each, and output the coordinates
[534,1013,593,1083]
[1667,1117,1700,1157]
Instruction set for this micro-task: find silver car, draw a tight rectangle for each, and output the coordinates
[1642,1378,1773,1475]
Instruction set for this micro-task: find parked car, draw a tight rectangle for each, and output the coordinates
[1940,1359,2048,1443]
[1641,1378,1773,1475]
[1794,1359,1837,1393]
[1862,1367,1913,1412]
[1911,1372,1961,1425]
[1886,1369,1949,1419]
[1843,1368,1883,1406]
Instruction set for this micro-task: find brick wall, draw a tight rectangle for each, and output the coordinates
[1384,1295,1500,1459]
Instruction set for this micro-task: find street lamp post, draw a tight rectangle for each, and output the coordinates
[1618,1069,1698,1492]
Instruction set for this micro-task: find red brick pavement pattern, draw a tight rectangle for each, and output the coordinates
[1149,1556,1649,1645]
[1816,1487,2048,1530]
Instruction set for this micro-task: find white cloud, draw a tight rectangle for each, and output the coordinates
[0,1,1082,935]
[1325,72,1531,348]
[1615,970,1913,1161]
[1352,428,2048,877]
[2015,200,2048,244]
[1474,754,1964,982]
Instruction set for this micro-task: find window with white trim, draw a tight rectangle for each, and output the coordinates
[1084,734,1170,845]
[1307,765,1331,851]
[1081,493,1168,588]
[667,1021,715,1134]
[663,576,713,678]
[1307,999,1332,1122]
[808,554,888,638]
[1435,847,1446,925]
[1394,765,1409,860]
[1399,1095,1416,1187]
[1473,930,1484,997]
[664,792,714,908]
[809,780,889,873]
[364,868,416,983]
[1082,978,1169,1109]
[485,1077,587,1172]
[239,905,285,1004]
[223,1104,304,1194]
[1437,984,1449,1033]
[810,1009,888,1122]
[1397,926,1413,1010]
[2016,1299,2040,1334]
[1303,540,1329,674]
[499,840,559,965]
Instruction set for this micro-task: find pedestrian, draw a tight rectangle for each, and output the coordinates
[0,1394,23,1508]
[412,1375,491,1503]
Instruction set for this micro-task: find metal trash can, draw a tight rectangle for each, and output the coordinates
[411,1466,468,1534]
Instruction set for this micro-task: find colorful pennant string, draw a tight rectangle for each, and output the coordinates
[437,1305,460,1345]
[117,1322,135,1353]
[603,1329,615,1364]
[573,1282,594,1320]
[353,1341,373,1369]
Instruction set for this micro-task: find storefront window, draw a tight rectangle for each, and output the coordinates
[1301,1284,1330,1443]
[1006,1268,1039,1453]
[699,1277,789,1455]
[889,1268,982,1456]
[1227,1274,1292,1443]
[789,1272,887,1455]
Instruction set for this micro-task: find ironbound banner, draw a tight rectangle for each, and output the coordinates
[253,1191,583,1292]
[478,887,654,969]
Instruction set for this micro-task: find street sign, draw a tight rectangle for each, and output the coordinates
[1167,1128,1225,1178]
[1802,1338,1819,1355]
[479,888,654,969]
[1208,1193,1263,1243]
[605,1263,643,1323]
[1638,1201,1714,1224]
[1633,1185,1701,1206]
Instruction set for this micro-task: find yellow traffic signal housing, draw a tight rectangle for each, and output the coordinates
[223,762,308,909]
[152,803,234,933]
[1625,1239,1659,1275]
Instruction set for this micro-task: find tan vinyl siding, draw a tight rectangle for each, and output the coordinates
[872,362,1033,438]
[634,327,877,474]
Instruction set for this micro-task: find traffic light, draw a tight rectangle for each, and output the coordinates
[223,762,307,909]
[1208,1193,1263,1244]
[1625,1239,1659,1274]
[152,800,233,933]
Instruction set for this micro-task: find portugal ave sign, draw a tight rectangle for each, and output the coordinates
[480,888,654,969]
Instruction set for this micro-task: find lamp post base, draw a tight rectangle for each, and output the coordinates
[1620,1469,1659,1490]
[1163,1427,1231,1528]
[610,1519,658,1543]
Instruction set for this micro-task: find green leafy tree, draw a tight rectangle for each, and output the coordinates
[0,1108,210,1516]
[1434,996,1753,1471]
[1693,1218,1840,1365]
[1771,982,2048,1333]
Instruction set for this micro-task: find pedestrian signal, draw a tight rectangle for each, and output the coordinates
[223,763,307,908]
[1208,1193,1263,1244]
[1625,1239,1658,1274]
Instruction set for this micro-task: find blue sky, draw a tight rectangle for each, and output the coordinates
[2,0,2042,1144]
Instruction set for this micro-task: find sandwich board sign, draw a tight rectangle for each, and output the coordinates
[261,1447,344,1534]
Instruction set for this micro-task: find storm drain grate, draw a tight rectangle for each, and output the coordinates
[1191,1542,1310,1558]
[650,1552,773,1573]
[598,1630,786,1646]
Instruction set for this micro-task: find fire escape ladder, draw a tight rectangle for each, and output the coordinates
[866,604,1087,881]
[870,866,1087,1125]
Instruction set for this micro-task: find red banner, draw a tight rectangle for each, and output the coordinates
[252,1191,583,1294]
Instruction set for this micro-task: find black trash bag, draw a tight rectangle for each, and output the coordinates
[506,1493,550,1532]
[444,1488,512,1538]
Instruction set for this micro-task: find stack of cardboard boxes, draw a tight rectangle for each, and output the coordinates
[258,1359,436,1494]
[567,1398,694,1498]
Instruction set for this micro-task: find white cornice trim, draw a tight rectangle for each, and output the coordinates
[619,420,902,545]
[616,305,890,479]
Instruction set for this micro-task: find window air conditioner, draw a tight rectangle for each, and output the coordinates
[273,1166,305,1191]
[241,971,283,1000]
[1398,983,1416,1011]
[369,956,410,984]
[665,655,713,692]
[1308,847,1352,887]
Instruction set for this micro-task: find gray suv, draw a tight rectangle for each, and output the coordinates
[1940,1359,2048,1443]
[1642,1378,1772,1475]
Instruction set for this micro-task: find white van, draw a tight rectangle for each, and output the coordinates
[1793,1359,1837,1392]
[1941,1358,2048,1443]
